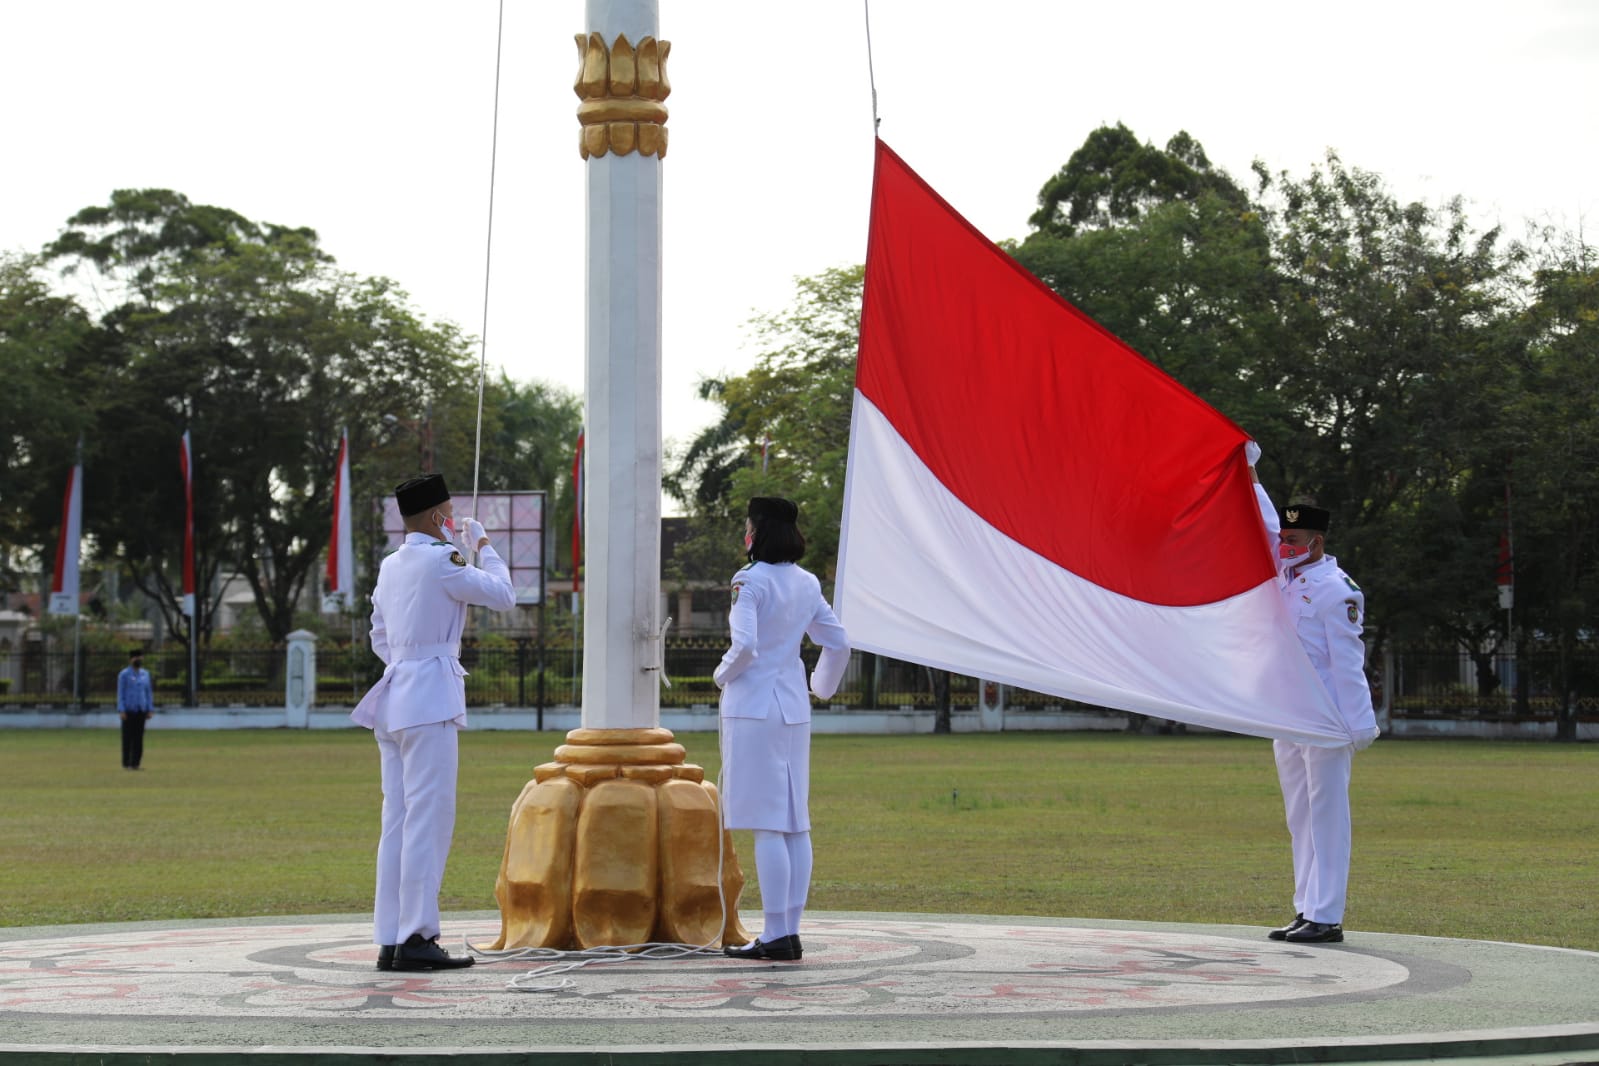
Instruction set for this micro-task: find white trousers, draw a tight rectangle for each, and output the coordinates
[1273,739,1354,925]
[372,719,459,946]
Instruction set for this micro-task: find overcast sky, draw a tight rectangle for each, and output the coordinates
[5,1,1596,455]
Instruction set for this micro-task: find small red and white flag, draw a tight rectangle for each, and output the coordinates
[835,140,1349,746]
[324,428,354,612]
[1496,482,1514,611]
[47,457,83,616]
[180,430,196,618]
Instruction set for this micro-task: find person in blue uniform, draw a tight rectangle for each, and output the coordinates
[718,497,851,962]
[1253,470,1380,945]
[116,649,154,770]
[351,473,516,971]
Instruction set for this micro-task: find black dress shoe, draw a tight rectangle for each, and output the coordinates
[724,937,767,960]
[1284,921,1344,944]
[376,944,397,971]
[723,934,803,961]
[1267,913,1307,941]
[765,934,802,961]
[392,933,475,970]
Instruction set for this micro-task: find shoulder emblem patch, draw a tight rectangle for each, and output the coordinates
[731,582,743,604]
[449,551,466,567]
[1346,600,1360,623]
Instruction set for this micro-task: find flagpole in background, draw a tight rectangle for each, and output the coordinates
[1498,474,1515,713]
[48,439,84,705]
[570,428,583,703]
[180,430,197,707]
[323,428,358,703]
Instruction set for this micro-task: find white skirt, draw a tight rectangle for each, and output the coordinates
[720,713,811,832]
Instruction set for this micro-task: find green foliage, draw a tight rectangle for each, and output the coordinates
[665,266,863,588]
[1027,123,1251,238]
[6,189,578,645]
[0,253,97,598]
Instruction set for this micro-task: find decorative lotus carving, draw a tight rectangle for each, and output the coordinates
[574,32,671,160]
[489,727,750,950]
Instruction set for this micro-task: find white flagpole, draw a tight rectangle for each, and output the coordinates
[181,430,197,706]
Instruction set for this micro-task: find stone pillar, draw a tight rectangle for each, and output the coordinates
[285,629,316,729]
[978,679,1006,733]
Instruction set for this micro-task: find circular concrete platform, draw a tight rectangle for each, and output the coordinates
[2,911,1596,1063]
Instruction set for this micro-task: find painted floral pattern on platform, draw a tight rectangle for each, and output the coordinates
[0,919,1413,1020]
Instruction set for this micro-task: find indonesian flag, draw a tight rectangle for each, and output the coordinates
[180,430,196,618]
[324,428,354,612]
[47,459,83,616]
[835,140,1350,746]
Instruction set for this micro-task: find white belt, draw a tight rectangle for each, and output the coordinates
[389,643,459,662]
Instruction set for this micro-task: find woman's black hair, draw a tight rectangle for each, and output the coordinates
[747,497,805,563]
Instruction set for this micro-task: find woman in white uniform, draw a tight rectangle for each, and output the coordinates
[718,497,850,962]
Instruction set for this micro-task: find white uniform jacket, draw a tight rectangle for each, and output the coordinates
[715,562,850,722]
[350,533,516,732]
[1255,487,1377,737]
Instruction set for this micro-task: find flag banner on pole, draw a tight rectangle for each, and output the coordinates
[1496,479,1514,611]
[571,429,584,595]
[180,430,196,617]
[835,139,1350,746]
[323,429,355,613]
[47,461,83,616]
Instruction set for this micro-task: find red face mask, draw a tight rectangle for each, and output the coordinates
[743,531,754,552]
[1278,539,1315,565]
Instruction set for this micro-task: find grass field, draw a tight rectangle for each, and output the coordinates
[1,729,1594,950]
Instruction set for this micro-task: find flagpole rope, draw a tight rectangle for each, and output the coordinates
[470,0,507,523]
[863,0,880,131]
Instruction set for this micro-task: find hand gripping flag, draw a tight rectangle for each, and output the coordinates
[835,140,1351,746]
[324,429,354,613]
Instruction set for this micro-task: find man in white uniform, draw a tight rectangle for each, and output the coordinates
[351,474,516,970]
[1253,471,1379,944]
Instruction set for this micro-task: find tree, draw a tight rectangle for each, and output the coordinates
[1498,232,1599,739]
[664,266,862,589]
[383,369,584,584]
[1027,124,1250,239]
[0,253,96,600]
[1252,153,1515,650]
[42,190,476,644]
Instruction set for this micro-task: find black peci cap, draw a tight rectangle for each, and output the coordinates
[395,474,450,517]
[1279,503,1330,533]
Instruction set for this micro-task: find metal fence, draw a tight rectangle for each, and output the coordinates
[1385,646,1599,720]
[0,647,288,709]
[4,640,1595,722]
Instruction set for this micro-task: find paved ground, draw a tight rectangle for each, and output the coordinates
[2,910,1597,1064]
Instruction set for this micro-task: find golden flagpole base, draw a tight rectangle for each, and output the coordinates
[488,726,752,950]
